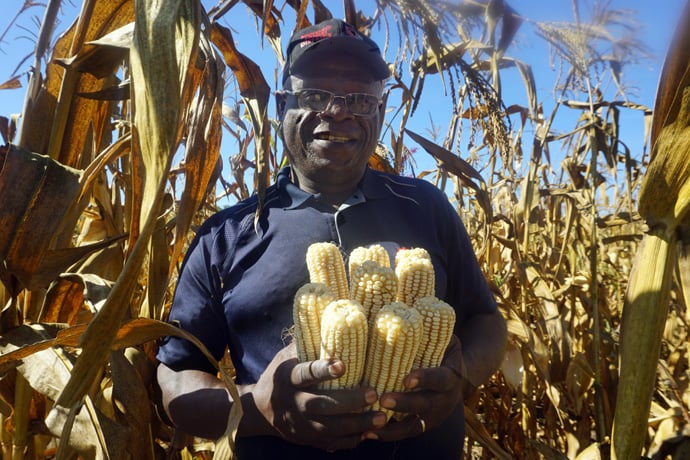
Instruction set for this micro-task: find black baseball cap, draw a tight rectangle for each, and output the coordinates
[282,19,390,84]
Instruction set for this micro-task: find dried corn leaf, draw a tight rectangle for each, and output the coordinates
[67,22,134,80]
[40,273,112,325]
[522,265,570,381]
[240,0,284,61]
[613,3,690,459]
[54,0,200,421]
[0,145,82,291]
[678,226,690,313]
[565,352,595,415]
[463,405,512,460]
[574,442,603,460]
[0,76,21,90]
[613,233,677,459]
[211,22,271,232]
[0,324,126,458]
[142,211,171,322]
[650,2,690,151]
[500,338,524,390]
[19,1,134,164]
[130,0,197,229]
[28,236,126,290]
[169,34,224,287]
[48,1,134,168]
[405,128,493,251]
[110,350,153,460]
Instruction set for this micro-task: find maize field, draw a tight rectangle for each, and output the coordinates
[0,0,689,459]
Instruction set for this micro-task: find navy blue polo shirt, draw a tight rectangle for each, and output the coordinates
[157,166,497,459]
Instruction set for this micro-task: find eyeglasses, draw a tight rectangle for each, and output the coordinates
[284,89,382,116]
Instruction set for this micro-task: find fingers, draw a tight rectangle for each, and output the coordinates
[440,335,467,380]
[316,410,388,439]
[379,389,434,417]
[362,413,422,442]
[290,359,344,387]
[303,387,379,415]
[404,366,458,393]
[374,366,463,433]
[293,409,388,451]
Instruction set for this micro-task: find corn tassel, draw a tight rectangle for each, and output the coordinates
[413,296,456,369]
[349,260,398,329]
[362,302,422,420]
[319,299,368,389]
[395,253,435,307]
[348,244,391,275]
[306,242,349,300]
[293,283,336,362]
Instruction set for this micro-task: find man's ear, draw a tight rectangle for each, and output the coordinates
[377,90,389,132]
[276,91,287,119]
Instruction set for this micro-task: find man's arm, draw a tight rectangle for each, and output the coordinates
[457,309,507,397]
[156,343,387,450]
[156,363,275,440]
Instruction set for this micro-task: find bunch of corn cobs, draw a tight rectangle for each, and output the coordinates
[293,242,456,421]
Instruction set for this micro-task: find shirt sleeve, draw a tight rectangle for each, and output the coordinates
[435,185,498,327]
[156,223,231,375]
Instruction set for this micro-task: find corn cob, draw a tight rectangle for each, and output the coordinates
[348,244,391,275]
[394,247,431,266]
[318,299,368,389]
[362,302,423,420]
[349,260,398,329]
[413,296,456,369]
[306,242,349,300]
[293,283,336,362]
[395,253,435,307]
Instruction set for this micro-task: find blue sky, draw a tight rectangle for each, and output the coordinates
[0,0,686,175]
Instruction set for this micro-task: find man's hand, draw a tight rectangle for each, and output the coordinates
[362,335,466,442]
[252,342,388,451]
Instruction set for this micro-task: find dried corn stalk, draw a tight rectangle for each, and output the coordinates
[612,4,690,458]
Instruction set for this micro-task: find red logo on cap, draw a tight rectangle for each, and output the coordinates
[298,24,334,48]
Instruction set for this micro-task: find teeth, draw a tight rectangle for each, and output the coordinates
[315,134,350,142]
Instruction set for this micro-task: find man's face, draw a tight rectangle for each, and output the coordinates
[277,53,385,196]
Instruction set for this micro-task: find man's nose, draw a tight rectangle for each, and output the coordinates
[321,96,353,120]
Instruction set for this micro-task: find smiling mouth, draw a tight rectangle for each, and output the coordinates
[314,133,352,143]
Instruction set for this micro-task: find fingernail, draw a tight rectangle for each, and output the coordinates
[362,432,379,440]
[406,377,419,389]
[373,412,387,427]
[365,389,378,404]
[328,360,343,376]
[380,396,396,409]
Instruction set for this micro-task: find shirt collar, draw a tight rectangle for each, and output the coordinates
[358,167,390,200]
[277,166,389,210]
[277,167,312,209]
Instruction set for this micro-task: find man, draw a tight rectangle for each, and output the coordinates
[156,18,507,459]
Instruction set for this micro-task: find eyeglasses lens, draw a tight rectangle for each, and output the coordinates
[297,89,379,116]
